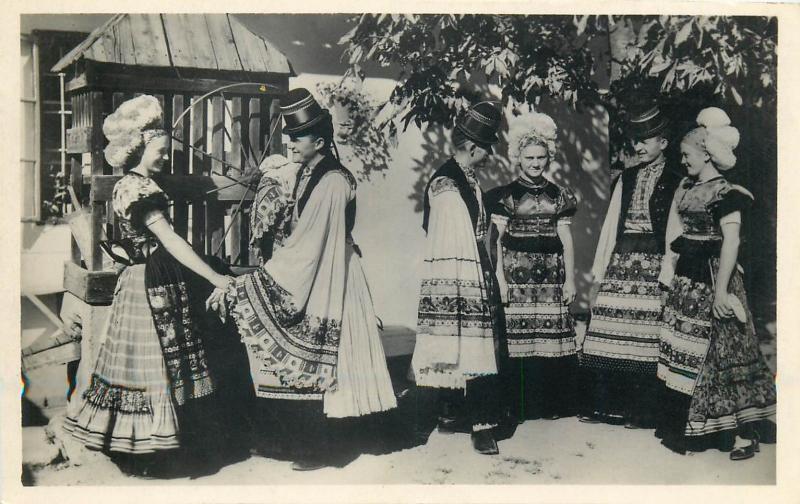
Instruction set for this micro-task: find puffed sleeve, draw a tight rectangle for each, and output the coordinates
[113,175,169,230]
[556,186,578,224]
[713,182,753,223]
[486,185,512,228]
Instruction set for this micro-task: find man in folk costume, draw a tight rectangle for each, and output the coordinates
[412,101,507,455]
[579,100,683,428]
[226,89,397,470]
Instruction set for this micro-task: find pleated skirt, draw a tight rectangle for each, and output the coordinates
[63,265,180,454]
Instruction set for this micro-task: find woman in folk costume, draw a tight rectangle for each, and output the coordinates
[579,101,683,428]
[411,101,507,455]
[486,112,579,421]
[224,89,396,471]
[655,108,776,459]
[63,96,234,472]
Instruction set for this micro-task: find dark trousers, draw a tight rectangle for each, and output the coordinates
[508,355,579,420]
[415,374,504,435]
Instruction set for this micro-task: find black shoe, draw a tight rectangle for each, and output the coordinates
[730,437,760,461]
[291,459,330,471]
[437,416,457,434]
[624,420,644,429]
[578,414,602,424]
[471,430,499,455]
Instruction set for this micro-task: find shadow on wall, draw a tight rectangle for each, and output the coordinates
[406,97,610,312]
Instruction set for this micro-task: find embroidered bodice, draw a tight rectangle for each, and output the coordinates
[112,172,170,261]
[491,178,577,242]
[676,176,751,241]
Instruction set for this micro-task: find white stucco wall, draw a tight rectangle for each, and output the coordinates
[291,74,610,329]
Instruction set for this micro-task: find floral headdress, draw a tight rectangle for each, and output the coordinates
[103,95,167,170]
[508,112,558,165]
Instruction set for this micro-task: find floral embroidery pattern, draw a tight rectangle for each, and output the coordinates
[146,281,214,405]
[83,374,151,415]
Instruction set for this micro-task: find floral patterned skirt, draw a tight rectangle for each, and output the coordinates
[502,247,576,358]
[583,233,663,372]
[656,250,776,447]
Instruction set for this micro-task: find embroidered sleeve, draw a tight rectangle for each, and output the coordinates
[712,181,753,222]
[556,186,578,221]
[485,186,511,227]
[113,175,169,230]
[429,176,459,197]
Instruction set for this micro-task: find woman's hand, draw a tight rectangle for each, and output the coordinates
[205,287,229,319]
[713,290,735,319]
[589,282,601,309]
[212,274,235,290]
[562,281,576,305]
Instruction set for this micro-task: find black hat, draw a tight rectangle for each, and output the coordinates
[627,102,669,140]
[280,88,331,136]
[455,101,502,151]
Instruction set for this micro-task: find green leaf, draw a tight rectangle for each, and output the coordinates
[574,15,589,36]
[675,19,694,46]
[338,26,359,45]
[730,85,743,105]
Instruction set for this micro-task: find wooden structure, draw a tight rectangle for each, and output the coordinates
[51,14,293,307]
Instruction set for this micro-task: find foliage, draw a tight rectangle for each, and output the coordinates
[41,168,68,222]
[340,14,777,151]
[340,14,601,137]
[316,81,393,181]
[597,15,777,160]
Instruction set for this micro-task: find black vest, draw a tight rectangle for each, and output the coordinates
[613,159,683,251]
[422,158,482,233]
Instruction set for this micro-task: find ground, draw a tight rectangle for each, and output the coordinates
[24,411,775,485]
[21,322,777,486]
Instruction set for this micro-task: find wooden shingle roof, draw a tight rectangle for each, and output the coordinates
[52,14,293,75]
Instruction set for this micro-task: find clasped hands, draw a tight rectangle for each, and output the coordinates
[206,275,235,320]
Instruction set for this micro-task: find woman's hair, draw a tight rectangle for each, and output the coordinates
[508,112,557,165]
[681,107,740,171]
[103,95,167,171]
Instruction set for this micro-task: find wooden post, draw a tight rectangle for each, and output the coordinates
[228,97,244,264]
[171,94,189,238]
[88,91,105,271]
[207,96,226,258]
[190,95,207,254]
[269,98,282,157]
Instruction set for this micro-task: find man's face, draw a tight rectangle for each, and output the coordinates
[632,135,668,165]
[289,134,322,164]
[468,142,491,168]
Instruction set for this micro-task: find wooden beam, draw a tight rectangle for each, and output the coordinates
[66,126,94,154]
[88,91,106,272]
[63,262,118,304]
[69,157,82,265]
[91,174,257,202]
[171,94,189,238]
[66,68,288,96]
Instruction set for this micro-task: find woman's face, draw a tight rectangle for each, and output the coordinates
[680,141,709,178]
[519,143,549,179]
[140,136,170,174]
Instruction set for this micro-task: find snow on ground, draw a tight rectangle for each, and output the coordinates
[26,413,774,486]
